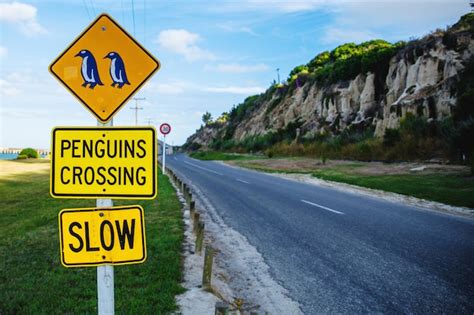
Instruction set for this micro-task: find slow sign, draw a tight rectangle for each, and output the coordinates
[51,127,156,199]
[59,205,146,267]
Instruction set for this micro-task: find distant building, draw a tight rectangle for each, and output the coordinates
[157,139,173,155]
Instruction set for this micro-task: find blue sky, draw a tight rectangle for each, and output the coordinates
[0,0,470,149]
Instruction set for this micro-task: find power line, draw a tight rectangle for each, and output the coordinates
[121,0,126,25]
[143,0,146,46]
[131,0,136,36]
[82,0,91,20]
[88,0,96,17]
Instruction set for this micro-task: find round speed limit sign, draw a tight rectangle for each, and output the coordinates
[160,123,171,135]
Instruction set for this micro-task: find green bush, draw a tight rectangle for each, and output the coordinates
[321,154,327,164]
[16,154,28,160]
[186,142,202,151]
[383,128,401,146]
[400,113,429,137]
[19,148,38,158]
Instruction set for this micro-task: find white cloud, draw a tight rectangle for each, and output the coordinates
[213,0,326,13]
[207,63,269,73]
[0,79,21,96]
[0,46,7,58]
[322,27,378,45]
[323,0,468,43]
[1,107,50,119]
[144,81,186,94]
[204,86,265,94]
[156,29,215,62]
[0,2,47,36]
[217,23,258,36]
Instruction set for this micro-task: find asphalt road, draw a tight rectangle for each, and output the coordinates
[167,153,474,314]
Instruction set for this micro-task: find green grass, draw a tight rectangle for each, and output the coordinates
[312,169,474,208]
[233,159,474,208]
[0,163,184,314]
[190,151,265,161]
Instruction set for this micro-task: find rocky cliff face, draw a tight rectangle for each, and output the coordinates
[186,15,474,149]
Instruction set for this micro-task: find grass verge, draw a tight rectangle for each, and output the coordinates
[190,151,264,161]
[233,160,474,208]
[0,161,184,313]
[312,169,474,208]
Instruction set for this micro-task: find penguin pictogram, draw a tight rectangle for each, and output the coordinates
[75,49,104,89]
[104,52,130,88]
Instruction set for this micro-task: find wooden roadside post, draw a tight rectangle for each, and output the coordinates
[193,212,200,233]
[202,246,214,290]
[190,201,195,218]
[195,222,205,254]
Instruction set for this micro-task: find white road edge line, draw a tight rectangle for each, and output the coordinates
[183,161,224,176]
[301,199,345,215]
[236,179,250,184]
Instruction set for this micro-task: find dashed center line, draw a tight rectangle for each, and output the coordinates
[301,199,345,215]
[236,179,250,184]
[183,161,224,176]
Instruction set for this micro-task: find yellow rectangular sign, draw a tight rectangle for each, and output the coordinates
[51,127,157,199]
[59,205,146,267]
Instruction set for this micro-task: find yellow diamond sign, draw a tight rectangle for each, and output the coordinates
[49,14,160,122]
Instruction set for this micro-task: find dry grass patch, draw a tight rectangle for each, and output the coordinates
[0,160,50,179]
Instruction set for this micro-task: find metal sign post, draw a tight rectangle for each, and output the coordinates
[97,119,114,315]
[159,123,171,174]
[162,135,166,174]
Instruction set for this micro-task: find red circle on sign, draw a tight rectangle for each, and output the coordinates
[160,123,171,135]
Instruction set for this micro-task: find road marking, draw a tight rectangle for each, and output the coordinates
[301,199,344,215]
[184,161,223,176]
[236,179,250,184]
[174,157,178,161]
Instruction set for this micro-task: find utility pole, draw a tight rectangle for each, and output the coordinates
[276,68,280,84]
[131,97,144,126]
[145,117,154,126]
